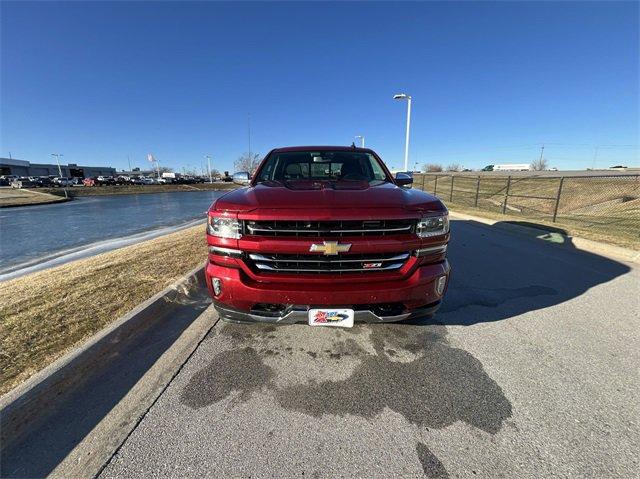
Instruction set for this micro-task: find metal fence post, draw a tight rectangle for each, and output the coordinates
[502,176,511,214]
[434,175,438,196]
[552,177,565,222]
[449,175,454,202]
[474,175,480,207]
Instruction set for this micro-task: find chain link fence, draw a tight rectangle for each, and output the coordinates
[415,173,640,247]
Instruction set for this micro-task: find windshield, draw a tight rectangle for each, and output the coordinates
[254,150,390,185]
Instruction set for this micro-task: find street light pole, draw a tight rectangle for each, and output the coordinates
[51,153,67,198]
[51,153,64,177]
[393,93,412,172]
[205,155,213,184]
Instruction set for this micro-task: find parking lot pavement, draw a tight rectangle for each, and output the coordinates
[100,219,639,478]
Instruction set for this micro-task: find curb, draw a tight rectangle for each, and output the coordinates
[450,211,640,264]
[1,264,217,478]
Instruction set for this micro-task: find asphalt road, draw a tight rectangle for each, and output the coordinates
[100,219,639,478]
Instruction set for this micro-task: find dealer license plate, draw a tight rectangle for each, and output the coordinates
[308,308,354,328]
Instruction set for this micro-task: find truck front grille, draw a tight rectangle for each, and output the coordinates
[246,252,409,274]
[244,219,414,237]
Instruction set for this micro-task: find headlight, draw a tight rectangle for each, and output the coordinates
[207,213,242,239]
[416,214,449,237]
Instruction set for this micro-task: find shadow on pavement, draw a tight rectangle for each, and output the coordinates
[408,219,631,326]
[0,271,211,478]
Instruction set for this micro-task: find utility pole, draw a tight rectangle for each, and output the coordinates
[205,155,213,184]
[538,144,545,169]
[592,146,599,170]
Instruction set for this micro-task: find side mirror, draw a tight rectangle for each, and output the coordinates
[232,172,251,185]
[395,172,413,188]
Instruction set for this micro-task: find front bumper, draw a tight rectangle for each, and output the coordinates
[205,259,450,324]
[214,301,442,324]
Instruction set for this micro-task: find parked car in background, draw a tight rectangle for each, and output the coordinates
[52,177,73,187]
[1,175,19,185]
[32,176,53,187]
[115,175,130,184]
[11,178,36,188]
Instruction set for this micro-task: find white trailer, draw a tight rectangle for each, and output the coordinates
[493,164,531,171]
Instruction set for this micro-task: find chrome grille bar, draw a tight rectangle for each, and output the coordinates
[246,226,412,234]
[244,219,415,237]
[246,251,410,274]
[248,253,409,263]
[254,263,405,273]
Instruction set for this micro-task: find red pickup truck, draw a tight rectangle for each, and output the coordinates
[205,146,450,327]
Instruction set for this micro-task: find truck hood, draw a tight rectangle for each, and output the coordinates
[213,182,446,214]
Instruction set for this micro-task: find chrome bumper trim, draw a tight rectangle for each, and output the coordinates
[213,302,441,324]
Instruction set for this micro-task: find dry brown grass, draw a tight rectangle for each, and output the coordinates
[0,224,208,395]
[414,173,640,249]
[0,188,68,207]
[40,182,237,198]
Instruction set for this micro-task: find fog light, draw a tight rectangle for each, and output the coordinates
[212,278,222,296]
[435,276,447,296]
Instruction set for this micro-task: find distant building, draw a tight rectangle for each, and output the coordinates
[117,168,159,177]
[0,157,116,178]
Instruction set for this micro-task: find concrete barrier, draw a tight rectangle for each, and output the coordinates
[1,264,218,478]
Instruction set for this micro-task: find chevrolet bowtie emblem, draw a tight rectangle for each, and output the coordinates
[310,241,352,256]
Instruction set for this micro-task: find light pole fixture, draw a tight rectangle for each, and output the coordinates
[355,135,365,148]
[393,93,412,172]
[51,153,64,177]
[51,153,67,198]
[205,155,213,184]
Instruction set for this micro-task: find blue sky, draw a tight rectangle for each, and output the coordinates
[1,1,638,173]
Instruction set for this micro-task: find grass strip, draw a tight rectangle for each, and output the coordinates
[0,224,207,395]
[0,188,68,207]
[40,182,237,197]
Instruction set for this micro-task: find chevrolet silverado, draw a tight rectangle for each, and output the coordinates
[205,146,450,327]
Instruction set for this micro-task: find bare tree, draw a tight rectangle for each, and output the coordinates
[236,152,262,174]
[530,157,548,171]
[158,166,173,173]
[424,163,443,172]
[446,163,462,172]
